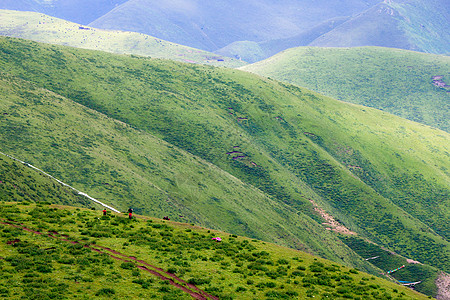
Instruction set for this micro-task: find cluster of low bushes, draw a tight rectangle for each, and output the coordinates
[0,202,429,299]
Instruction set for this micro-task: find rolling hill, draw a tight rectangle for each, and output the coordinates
[241,46,450,132]
[0,202,431,299]
[0,10,245,68]
[214,17,350,63]
[0,36,449,297]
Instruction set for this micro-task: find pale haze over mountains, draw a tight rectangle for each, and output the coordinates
[1,0,448,62]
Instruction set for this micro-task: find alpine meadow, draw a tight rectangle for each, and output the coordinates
[0,35,449,298]
[241,46,450,132]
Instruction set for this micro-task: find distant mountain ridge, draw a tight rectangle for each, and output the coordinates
[87,0,383,57]
[1,0,447,62]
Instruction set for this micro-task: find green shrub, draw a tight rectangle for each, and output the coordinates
[96,288,116,296]
[120,262,135,269]
[35,263,53,273]
[291,270,305,277]
[235,286,247,292]
[265,291,288,298]
[187,277,211,285]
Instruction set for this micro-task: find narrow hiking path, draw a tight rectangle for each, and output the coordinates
[90,244,218,300]
[0,151,121,213]
[0,219,218,300]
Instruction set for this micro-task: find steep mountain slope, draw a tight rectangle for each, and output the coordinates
[0,10,245,68]
[0,153,91,208]
[0,71,358,267]
[388,0,450,54]
[0,37,449,285]
[88,0,380,52]
[309,3,413,49]
[0,0,40,12]
[0,202,431,299]
[309,0,450,54]
[241,46,450,132]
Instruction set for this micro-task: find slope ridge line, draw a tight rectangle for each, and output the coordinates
[0,151,120,213]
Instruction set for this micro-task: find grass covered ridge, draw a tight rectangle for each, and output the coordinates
[0,202,430,299]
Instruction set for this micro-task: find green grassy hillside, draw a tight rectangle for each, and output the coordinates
[241,46,450,132]
[0,154,91,208]
[0,36,449,296]
[0,10,245,68]
[0,71,360,267]
[0,202,430,299]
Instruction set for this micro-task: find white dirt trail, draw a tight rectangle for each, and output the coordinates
[0,151,121,213]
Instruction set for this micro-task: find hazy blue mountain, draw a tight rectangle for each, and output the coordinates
[0,0,128,24]
[1,0,448,61]
[88,0,381,52]
[215,17,350,63]
[309,0,450,54]
[0,0,39,11]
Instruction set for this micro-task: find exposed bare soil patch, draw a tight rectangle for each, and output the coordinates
[308,199,356,235]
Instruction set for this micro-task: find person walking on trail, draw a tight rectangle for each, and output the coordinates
[128,208,133,219]
[103,209,107,216]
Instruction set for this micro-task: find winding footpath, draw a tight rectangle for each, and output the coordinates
[0,219,218,300]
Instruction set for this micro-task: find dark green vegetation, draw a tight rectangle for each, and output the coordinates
[242,46,450,132]
[0,202,430,299]
[0,10,245,68]
[0,37,449,297]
